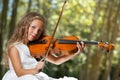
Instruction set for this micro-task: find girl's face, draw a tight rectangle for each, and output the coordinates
[28,19,44,41]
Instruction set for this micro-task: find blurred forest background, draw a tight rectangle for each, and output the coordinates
[0,0,120,80]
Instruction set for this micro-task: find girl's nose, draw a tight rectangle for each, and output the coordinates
[33,29,39,35]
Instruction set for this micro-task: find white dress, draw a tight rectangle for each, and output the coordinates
[2,42,78,80]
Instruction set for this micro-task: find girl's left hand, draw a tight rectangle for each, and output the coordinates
[76,42,85,55]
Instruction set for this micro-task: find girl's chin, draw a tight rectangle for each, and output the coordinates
[28,38,34,41]
[28,36,35,41]
[28,38,38,42]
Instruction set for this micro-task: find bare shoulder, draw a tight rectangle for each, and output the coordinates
[8,46,19,58]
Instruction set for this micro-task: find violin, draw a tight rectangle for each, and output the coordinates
[29,35,114,58]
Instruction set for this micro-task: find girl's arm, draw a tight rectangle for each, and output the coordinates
[46,42,84,65]
[46,51,78,65]
[8,46,44,77]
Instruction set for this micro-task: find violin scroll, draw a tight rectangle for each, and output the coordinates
[98,42,114,52]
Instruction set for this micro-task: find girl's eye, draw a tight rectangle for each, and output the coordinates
[30,26,42,34]
[31,26,36,29]
[38,29,42,34]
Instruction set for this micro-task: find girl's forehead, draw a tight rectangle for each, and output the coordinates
[30,19,44,28]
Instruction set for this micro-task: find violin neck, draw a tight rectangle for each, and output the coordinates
[58,39,99,45]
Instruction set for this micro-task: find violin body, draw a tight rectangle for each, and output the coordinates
[29,36,79,58]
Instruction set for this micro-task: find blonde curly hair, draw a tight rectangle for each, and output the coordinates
[1,12,46,68]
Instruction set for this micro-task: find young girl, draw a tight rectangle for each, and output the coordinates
[2,12,84,80]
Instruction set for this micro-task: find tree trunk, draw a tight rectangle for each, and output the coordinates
[8,0,19,39]
[112,58,120,80]
[0,0,9,79]
[27,0,32,12]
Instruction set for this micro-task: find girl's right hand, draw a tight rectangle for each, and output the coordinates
[35,59,45,73]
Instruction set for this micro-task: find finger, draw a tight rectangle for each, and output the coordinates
[40,58,46,62]
[77,42,84,52]
[77,42,81,49]
[37,61,45,69]
[80,41,85,48]
[76,42,82,53]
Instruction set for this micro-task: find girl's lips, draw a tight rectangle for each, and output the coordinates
[31,34,39,40]
[31,35,36,39]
